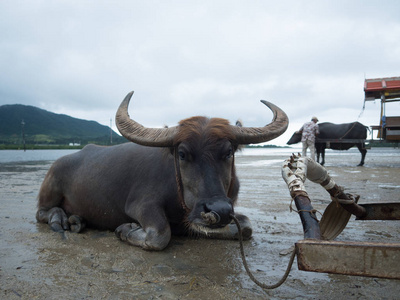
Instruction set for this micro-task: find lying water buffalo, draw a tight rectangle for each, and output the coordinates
[287,122,368,166]
[36,91,288,250]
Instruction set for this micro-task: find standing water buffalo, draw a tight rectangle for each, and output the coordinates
[287,122,368,166]
[36,91,288,250]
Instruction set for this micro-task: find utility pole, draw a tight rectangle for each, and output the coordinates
[21,119,26,152]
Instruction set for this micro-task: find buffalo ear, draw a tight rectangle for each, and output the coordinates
[235,144,244,152]
[233,121,243,151]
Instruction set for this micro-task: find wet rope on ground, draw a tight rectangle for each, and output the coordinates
[231,214,296,290]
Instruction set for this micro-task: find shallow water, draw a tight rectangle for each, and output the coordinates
[1,147,400,299]
[0,149,79,163]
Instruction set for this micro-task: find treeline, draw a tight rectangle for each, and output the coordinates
[0,103,127,147]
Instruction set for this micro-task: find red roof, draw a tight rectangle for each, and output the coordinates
[364,76,400,101]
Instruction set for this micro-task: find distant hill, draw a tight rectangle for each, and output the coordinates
[0,104,127,146]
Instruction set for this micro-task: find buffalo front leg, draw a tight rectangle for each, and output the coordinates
[320,149,326,165]
[115,207,172,251]
[357,143,367,166]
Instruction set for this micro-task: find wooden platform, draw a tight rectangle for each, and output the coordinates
[364,76,400,141]
[385,116,400,140]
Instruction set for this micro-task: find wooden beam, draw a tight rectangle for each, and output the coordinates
[296,240,400,279]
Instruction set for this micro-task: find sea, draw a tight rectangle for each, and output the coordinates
[0,146,399,166]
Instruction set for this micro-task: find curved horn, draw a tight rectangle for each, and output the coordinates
[115,91,178,147]
[231,100,289,144]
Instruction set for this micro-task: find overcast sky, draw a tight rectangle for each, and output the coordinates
[1,1,400,145]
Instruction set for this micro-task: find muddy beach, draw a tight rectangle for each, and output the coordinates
[1,147,399,299]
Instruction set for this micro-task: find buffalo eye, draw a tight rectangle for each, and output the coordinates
[178,150,186,161]
[225,147,233,160]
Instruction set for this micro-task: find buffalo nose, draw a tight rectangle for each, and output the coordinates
[204,200,233,226]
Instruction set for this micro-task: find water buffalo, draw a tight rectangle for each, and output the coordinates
[287,122,368,166]
[36,91,288,250]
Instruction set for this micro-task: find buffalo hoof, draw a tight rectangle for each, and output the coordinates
[69,215,86,233]
[36,207,69,232]
[115,223,171,250]
[357,163,364,166]
[232,214,252,240]
[115,223,143,242]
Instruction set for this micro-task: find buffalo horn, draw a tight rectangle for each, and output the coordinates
[116,92,288,147]
[115,91,178,147]
[231,100,289,145]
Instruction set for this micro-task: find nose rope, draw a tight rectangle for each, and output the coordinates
[230,214,296,290]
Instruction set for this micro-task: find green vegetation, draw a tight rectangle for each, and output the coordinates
[0,144,84,150]
[0,104,127,149]
[367,140,400,148]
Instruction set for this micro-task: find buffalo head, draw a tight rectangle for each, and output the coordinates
[116,91,288,234]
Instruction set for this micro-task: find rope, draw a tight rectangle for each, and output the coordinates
[339,122,359,139]
[231,214,296,290]
[289,198,323,220]
[331,194,357,205]
[174,149,190,212]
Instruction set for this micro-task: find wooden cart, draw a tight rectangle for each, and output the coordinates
[364,76,400,141]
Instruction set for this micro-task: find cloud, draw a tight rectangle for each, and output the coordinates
[1,0,400,145]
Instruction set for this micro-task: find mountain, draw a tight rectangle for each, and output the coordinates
[0,104,127,145]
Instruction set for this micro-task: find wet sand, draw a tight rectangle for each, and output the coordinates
[1,148,400,299]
